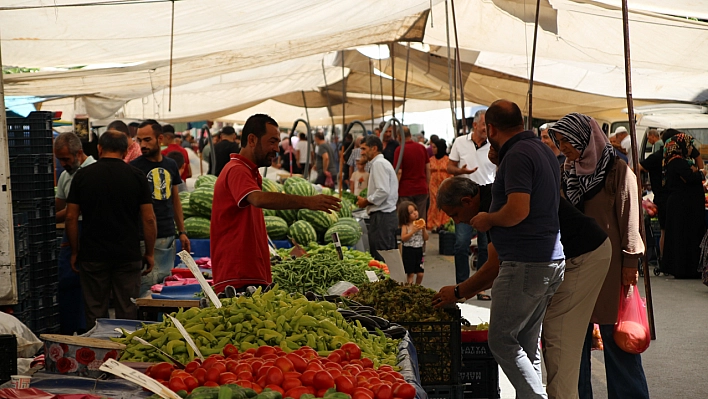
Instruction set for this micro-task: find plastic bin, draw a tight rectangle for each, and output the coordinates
[461,342,493,360]
[396,307,461,386]
[423,385,465,399]
[6,111,54,156]
[10,154,54,177]
[460,359,500,399]
[439,230,456,255]
[0,334,18,384]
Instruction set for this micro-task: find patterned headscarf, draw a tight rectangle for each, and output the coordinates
[662,133,696,185]
[549,113,615,206]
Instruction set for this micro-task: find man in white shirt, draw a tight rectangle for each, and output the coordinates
[357,135,399,261]
[614,126,633,167]
[447,110,496,289]
[295,132,311,171]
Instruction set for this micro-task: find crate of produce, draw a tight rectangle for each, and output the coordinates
[460,359,500,399]
[424,385,465,399]
[439,230,456,255]
[0,334,18,385]
[6,111,54,156]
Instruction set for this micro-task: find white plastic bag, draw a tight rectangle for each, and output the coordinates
[327,281,358,296]
[0,312,43,357]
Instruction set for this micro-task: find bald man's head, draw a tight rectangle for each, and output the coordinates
[485,100,524,133]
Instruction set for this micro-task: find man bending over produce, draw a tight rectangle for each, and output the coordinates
[211,114,341,293]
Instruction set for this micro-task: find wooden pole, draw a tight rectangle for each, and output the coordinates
[621,0,656,339]
[526,0,541,130]
[450,0,466,134]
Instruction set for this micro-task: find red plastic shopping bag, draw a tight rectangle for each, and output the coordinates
[613,284,651,354]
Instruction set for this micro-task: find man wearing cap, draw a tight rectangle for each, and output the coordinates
[613,126,633,166]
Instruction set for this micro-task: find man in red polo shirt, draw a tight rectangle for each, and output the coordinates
[211,114,340,292]
[161,124,192,182]
[393,126,431,220]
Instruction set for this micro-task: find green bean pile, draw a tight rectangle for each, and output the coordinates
[271,253,371,295]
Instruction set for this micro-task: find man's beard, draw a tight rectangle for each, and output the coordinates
[142,146,160,158]
[65,160,81,174]
[488,137,500,152]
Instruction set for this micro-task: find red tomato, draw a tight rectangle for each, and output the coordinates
[335,375,356,394]
[313,370,335,391]
[168,377,187,393]
[151,362,174,381]
[374,384,393,399]
[252,360,264,372]
[378,365,394,372]
[211,362,227,374]
[184,361,200,374]
[300,370,317,387]
[235,363,253,374]
[327,352,343,364]
[265,385,286,395]
[349,359,364,367]
[354,387,375,399]
[201,357,217,370]
[252,383,263,394]
[390,372,404,381]
[236,380,253,389]
[192,368,207,385]
[327,368,342,380]
[246,348,257,355]
[219,372,238,385]
[223,343,239,357]
[240,353,254,360]
[284,371,302,380]
[257,365,273,380]
[256,346,277,357]
[306,362,324,372]
[228,354,241,361]
[238,371,254,381]
[341,343,362,361]
[183,376,199,392]
[393,383,416,399]
[285,386,314,399]
[257,375,268,388]
[361,358,374,369]
[206,367,221,383]
[317,389,331,397]
[282,377,303,391]
[262,354,278,361]
[265,366,285,386]
[203,381,219,387]
[327,362,343,372]
[379,373,397,383]
[211,354,225,361]
[274,357,295,373]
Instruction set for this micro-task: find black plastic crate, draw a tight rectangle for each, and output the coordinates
[31,310,60,335]
[29,260,58,289]
[0,334,18,384]
[424,385,465,399]
[28,222,58,245]
[30,282,58,309]
[10,154,54,177]
[461,342,494,360]
[6,112,54,156]
[29,242,58,265]
[15,264,30,295]
[439,230,456,256]
[13,223,28,258]
[14,197,55,220]
[460,359,500,399]
[397,307,461,385]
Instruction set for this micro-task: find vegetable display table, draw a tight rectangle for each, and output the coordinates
[135,298,200,322]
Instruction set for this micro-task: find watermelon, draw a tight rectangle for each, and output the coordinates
[341,191,358,204]
[321,187,333,196]
[178,191,191,201]
[337,198,353,218]
[285,181,316,196]
[277,209,298,225]
[324,224,361,246]
[289,220,317,246]
[335,217,362,234]
[195,174,217,189]
[190,186,214,218]
[263,208,277,217]
[264,216,289,240]
[182,197,197,218]
[298,209,335,233]
[262,178,281,193]
[184,216,210,238]
[284,176,309,188]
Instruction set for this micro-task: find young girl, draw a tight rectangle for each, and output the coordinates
[398,201,428,285]
[350,158,369,196]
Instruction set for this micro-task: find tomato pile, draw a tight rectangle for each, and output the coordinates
[146,343,417,399]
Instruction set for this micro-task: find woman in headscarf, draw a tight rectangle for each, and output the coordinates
[661,132,705,278]
[549,113,649,399]
[279,135,300,175]
[427,138,452,231]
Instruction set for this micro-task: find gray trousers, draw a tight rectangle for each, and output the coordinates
[368,210,398,261]
[79,260,142,330]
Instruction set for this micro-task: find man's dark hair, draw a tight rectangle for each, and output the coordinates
[364,135,383,153]
[54,132,82,155]
[166,150,185,169]
[241,114,278,147]
[138,119,163,138]
[99,130,129,153]
[314,132,325,141]
[106,120,129,135]
[222,126,236,136]
[661,128,682,142]
[485,100,524,132]
[128,122,140,128]
[430,134,439,142]
[163,124,176,139]
[299,132,306,140]
[437,177,480,208]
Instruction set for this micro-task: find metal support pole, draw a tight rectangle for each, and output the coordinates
[526,0,541,130]
[621,0,656,340]
[450,0,467,134]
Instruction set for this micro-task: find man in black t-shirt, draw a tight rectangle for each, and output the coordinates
[213,126,241,176]
[66,130,157,329]
[132,120,191,296]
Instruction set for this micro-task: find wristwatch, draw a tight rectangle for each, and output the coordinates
[454,285,462,299]
[178,231,187,237]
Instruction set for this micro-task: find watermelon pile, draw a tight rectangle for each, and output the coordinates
[180,175,216,238]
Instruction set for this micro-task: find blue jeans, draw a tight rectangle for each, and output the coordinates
[58,228,86,335]
[454,222,474,284]
[579,323,649,399]
[476,230,489,269]
[140,236,176,297]
[488,260,565,399]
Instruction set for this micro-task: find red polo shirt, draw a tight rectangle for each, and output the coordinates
[393,139,430,197]
[211,154,271,292]
[161,144,190,181]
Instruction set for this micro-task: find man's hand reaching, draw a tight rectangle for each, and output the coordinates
[308,194,341,213]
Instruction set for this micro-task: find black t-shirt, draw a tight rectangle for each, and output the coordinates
[67,158,152,262]
[382,140,399,165]
[213,140,241,176]
[130,156,182,238]
[558,197,608,259]
[640,148,665,204]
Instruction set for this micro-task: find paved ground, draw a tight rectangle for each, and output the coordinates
[421,232,708,398]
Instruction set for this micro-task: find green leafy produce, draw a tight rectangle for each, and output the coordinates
[271,253,371,295]
[359,188,367,198]
[114,288,399,367]
[441,219,455,233]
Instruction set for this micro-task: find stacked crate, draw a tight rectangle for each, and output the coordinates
[8,111,60,334]
[460,342,500,399]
